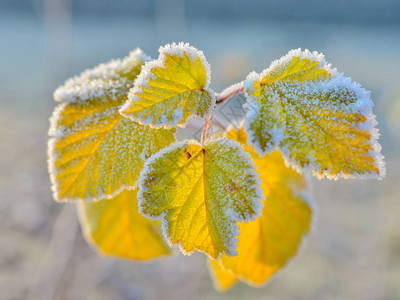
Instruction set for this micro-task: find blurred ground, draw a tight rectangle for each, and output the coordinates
[1,1,400,299]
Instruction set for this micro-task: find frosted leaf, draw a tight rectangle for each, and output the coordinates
[48,49,176,202]
[54,48,151,103]
[137,137,264,259]
[78,188,171,260]
[209,127,315,289]
[120,42,215,128]
[256,48,337,86]
[244,49,385,179]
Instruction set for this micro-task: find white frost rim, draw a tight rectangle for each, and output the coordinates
[243,51,385,180]
[120,42,216,129]
[53,48,151,103]
[137,137,264,259]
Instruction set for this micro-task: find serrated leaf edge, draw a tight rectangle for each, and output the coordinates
[137,137,264,259]
[207,154,318,289]
[120,42,216,129]
[53,48,150,103]
[47,102,177,202]
[244,68,386,180]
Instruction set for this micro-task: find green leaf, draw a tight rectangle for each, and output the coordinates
[138,137,264,258]
[48,49,176,202]
[120,42,215,128]
[209,127,314,289]
[244,48,385,179]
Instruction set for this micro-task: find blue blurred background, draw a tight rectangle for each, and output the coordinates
[1,0,400,299]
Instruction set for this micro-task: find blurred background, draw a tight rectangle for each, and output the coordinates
[1,0,400,299]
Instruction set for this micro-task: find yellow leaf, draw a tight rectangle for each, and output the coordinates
[258,50,333,85]
[244,48,385,179]
[120,42,215,128]
[138,137,264,259]
[48,49,176,202]
[78,188,171,260]
[209,127,314,288]
[208,259,238,291]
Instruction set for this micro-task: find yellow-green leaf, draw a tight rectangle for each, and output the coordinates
[120,42,215,128]
[48,49,176,202]
[209,127,314,289]
[244,48,385,179]
[78,188,171,260]
[138,137,264,259]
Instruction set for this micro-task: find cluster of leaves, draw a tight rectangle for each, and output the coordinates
[48,42,385,291]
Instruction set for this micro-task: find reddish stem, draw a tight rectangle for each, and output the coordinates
[215,81,244,104]
[201,81,245,143]
[201,110,214,144]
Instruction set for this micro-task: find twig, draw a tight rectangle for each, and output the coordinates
[215,81,244,104]
[201,109,214,144]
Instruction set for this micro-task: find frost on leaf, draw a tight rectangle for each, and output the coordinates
[137,137,264,259]
[48,49,176,202]
[78,188,171,260]
[244,48,385,179]
[53,48,151,103]
[120,42,215,128]
[209,127,315,289]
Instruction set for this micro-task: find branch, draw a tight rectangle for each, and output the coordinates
[215,81,244,104]
[201,110,214,144]
[201,81,245,142]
